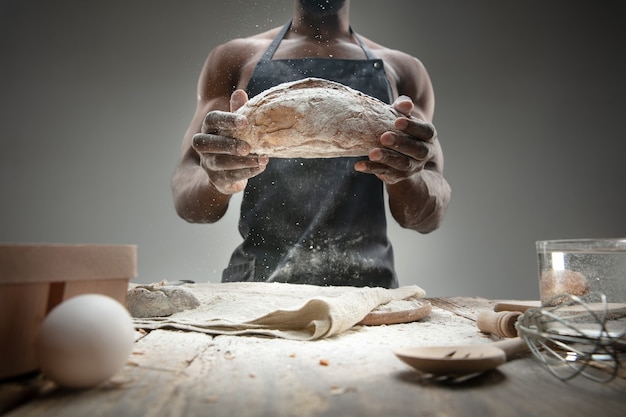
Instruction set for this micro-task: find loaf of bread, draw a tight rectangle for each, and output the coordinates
[224,78,402,158]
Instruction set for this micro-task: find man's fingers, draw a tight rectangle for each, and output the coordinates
[395,117,436,142]
[210,165,267,195]
[392,95,414,115]
[354,159,405,185]
[230,89,249,112]
[203,154,267,171]
[201,110,248,133]
[381,131,433,161]
[193,133,250,156]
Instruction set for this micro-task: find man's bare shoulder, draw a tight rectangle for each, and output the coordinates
[213,26,283,58]
[199,27,279,87]
[198,26,284,94]
[358,35,433,117]
[361,37,425,71]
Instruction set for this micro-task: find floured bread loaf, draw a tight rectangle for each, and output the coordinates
[224,78,402,158]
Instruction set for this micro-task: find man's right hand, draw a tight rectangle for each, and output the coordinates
[192,90,268,195]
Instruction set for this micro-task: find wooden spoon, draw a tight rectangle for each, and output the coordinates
[394,337,529,376]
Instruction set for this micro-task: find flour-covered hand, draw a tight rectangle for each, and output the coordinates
[192,90,268,195]
[355,95,438,184]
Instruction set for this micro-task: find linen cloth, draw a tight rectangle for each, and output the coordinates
[132,282,425,340]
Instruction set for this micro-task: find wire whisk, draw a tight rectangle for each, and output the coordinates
[516,292,626,383]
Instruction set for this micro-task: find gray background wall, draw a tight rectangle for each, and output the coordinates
[1,0,624,299]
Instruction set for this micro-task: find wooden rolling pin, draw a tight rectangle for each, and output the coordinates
[477,310,522,338]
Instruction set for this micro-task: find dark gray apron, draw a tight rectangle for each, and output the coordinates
[222,20,398,288]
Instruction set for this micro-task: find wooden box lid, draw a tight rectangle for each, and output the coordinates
[0,244,137,283]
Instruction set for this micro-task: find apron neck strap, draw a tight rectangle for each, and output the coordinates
[350,27,378,60]
[261,19,379,62]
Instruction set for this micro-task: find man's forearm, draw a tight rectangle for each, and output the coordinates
[172,166,231,224]
[386,169,451,233]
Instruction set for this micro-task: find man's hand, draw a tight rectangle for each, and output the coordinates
[192,89,268,195]
[354,95,439,184]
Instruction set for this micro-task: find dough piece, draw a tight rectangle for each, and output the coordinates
[540,269,590,306]
[127,284,201,318]
[223,78,403,158]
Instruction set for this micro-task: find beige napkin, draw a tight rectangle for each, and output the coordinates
[132,282,425,340]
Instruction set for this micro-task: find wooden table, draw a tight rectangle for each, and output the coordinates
[2,297,624,417]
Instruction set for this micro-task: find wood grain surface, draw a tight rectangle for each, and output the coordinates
[2,297,624,417]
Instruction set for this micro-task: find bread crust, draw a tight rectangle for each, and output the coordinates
[224,78,402,158]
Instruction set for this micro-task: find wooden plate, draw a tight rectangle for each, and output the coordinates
[494,300,541,313]
[358,298,432,326]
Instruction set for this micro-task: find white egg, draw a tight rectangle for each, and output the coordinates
[36,293,135,389]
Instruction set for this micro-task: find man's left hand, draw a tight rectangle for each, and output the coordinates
[354,95,437,184]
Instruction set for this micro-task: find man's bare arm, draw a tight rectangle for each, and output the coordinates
[356,54,451,233]
[172,41,266,223]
